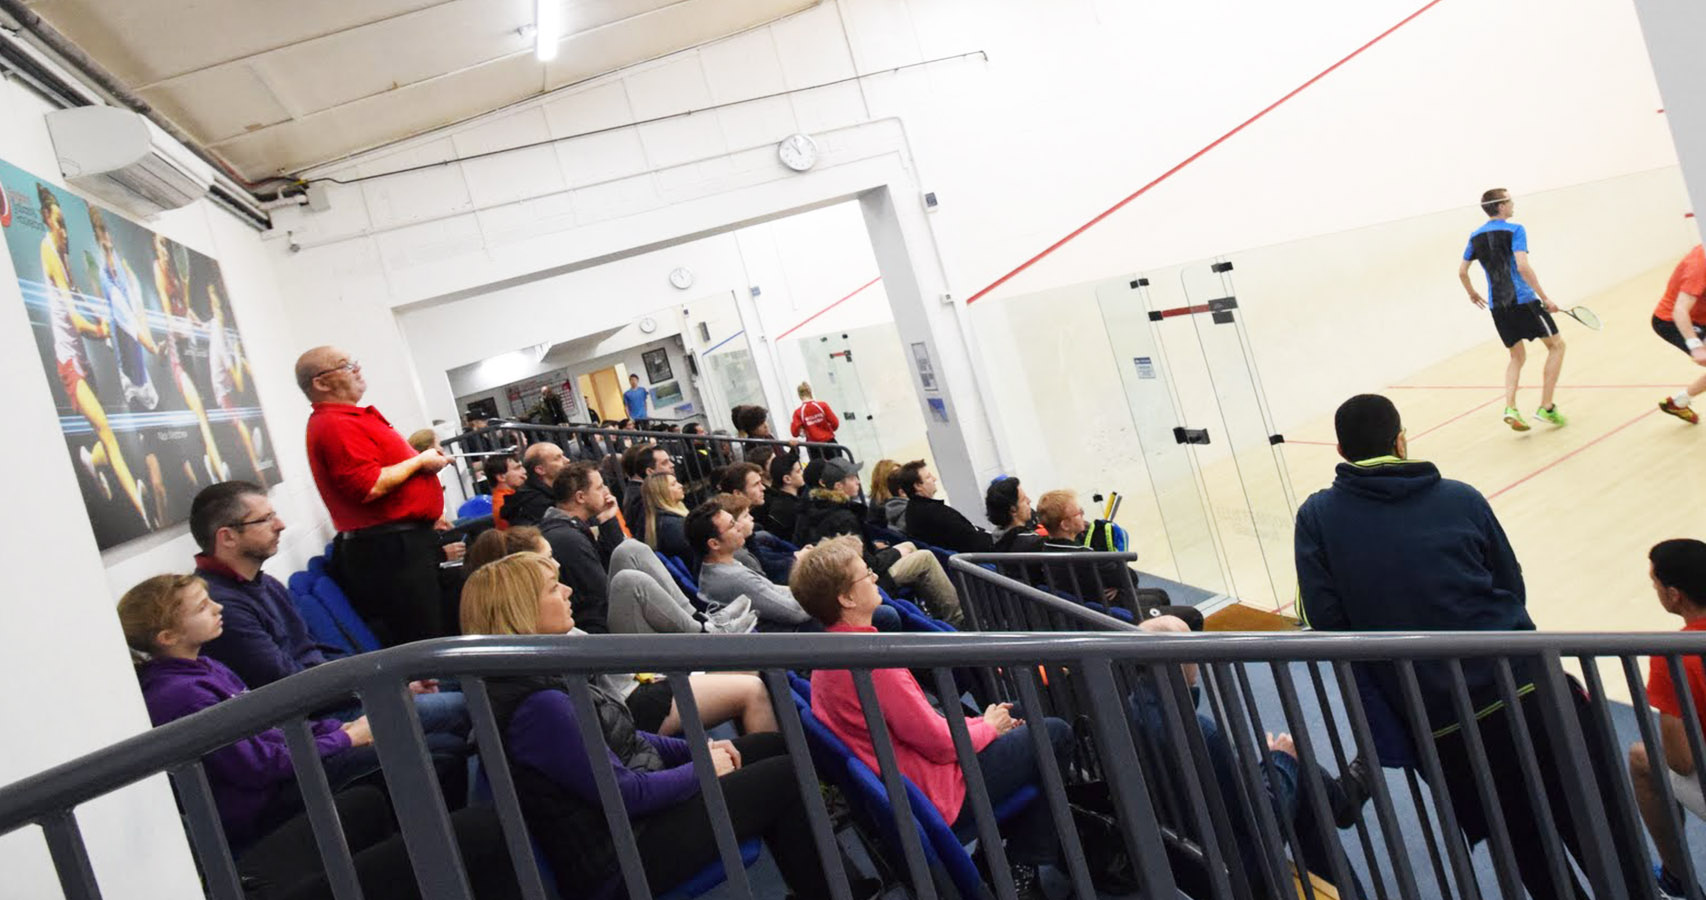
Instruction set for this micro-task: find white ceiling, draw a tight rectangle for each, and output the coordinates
[23,0,817,183]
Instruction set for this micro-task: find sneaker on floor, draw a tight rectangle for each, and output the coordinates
[1502,407,1531,431]
[1660,398,1700,424]
[1534,404,1567,426]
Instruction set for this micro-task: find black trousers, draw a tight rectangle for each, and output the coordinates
[633,732,830,897]
[332,526,447,645]
[238,786,518,900]
[1427,687,1647,899]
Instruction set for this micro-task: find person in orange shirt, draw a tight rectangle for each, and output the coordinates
[481,454,526,528]
[1654,244,1706,424]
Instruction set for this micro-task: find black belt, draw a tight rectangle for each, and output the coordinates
[340,519,435,540]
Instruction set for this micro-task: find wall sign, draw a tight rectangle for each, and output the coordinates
[911,341,938,392]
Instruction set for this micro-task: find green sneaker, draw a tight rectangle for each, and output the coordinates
[1503,407,1531,431]
[1534,404,1567,426]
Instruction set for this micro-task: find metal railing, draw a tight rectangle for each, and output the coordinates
[947,551,1150,632]
[441,422,854,507]
[6,568,1706,899]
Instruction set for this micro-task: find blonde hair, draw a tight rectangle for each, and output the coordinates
[713,491,751,518]
[407,428,439,452]
[869,459,901,504]
[642,473,686,549]
[117,574,204,659]
[465,525,546,575]
[796,382,813,400]
[1036,489,1079,534]
[788,535,865,625]
[461,551,558,636]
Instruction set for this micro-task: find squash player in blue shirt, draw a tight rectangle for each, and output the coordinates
[1457,188,1567,431]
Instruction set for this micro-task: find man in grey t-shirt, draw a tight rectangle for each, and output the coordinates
[686,500,817,632]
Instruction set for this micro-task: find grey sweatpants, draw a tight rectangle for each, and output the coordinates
[607,539,702,634]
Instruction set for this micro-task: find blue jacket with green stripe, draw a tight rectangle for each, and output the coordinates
[1295,456,1532,737]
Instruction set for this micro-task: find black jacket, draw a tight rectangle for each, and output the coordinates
[904,495,994,553]
[763,488,800,540]
[504,476,555,528]
[650,510,690,561]
[487,675,661,890]
[538,508,625,634]
[793,490,866,548]
[621,480,647,541]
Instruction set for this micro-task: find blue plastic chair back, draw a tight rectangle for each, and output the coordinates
[457,495,493,519]
[286,578,352,656]
[306,556,327,578]
[881,591,953,634]
[310,575,382,653]
[656,553,701,600]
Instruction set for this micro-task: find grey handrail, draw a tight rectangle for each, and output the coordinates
[949,552,1143,631]
[442,422,850,457]
[7,627,1706,841]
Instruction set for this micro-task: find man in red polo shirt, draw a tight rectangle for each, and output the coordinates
[296,345,452,644]
[1629,538,1706,898]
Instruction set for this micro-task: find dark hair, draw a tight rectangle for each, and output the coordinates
[629,373,640,381]
[732,405,769,436]
[620,442,656,479]
[895,460,929,498]
[189,481,267,552]
[682,422,703,435]
[984,477,1021,528]
[684,500,726,556]
[1651,539,1706,607]
[717,462,763,494]
[769,451,800,486]
[1480,188,1509,217]
[481,454,516,483]
[1334,394,1403,462]
[552,461,599,505]
[745,444,776,475]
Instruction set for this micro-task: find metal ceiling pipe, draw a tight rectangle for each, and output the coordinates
[0,0,277,224]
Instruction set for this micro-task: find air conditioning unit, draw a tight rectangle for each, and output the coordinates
[44,106,214,219]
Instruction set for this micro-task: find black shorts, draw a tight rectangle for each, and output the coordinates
[625,679,676,733]
[1491,303,1558,348]
[1652,314,1706,353]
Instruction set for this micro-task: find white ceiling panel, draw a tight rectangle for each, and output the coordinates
[22,0,818,182]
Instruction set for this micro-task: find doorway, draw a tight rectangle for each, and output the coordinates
[580,367,627,425]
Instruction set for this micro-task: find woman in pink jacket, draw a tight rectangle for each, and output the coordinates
[792,535,1071,896]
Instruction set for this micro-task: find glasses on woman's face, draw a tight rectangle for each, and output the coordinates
[847,566,878,590]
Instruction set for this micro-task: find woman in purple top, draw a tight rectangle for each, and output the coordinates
[119,574,519,899]
[460,552,836,899]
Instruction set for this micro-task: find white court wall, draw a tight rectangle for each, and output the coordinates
[271,0,1680,500]
[0,79,328,898]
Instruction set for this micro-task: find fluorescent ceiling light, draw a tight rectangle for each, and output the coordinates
[535,0,561,62]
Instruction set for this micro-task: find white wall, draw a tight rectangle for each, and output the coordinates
[268,0,1679,505]
[0,77,327,898]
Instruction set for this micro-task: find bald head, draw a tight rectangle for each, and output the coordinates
[523,441,567,484]
[294,346,364,403]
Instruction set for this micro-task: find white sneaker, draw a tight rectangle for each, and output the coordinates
[80,446,111,499]
[709,596,752,623]
[712,611,759,634]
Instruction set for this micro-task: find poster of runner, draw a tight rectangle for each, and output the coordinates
[0,158,277,549]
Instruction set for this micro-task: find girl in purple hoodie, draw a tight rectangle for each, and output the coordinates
[118,574,519,899]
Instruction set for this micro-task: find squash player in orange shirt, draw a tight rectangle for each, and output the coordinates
[1653,244,1706,424]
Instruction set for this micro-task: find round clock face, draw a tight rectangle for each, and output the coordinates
[638,316,658,334]
[778,133,818,172]
[668,267,693,290]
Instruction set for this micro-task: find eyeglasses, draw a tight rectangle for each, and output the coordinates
[312,359,360,380]
[229,512,279,530]
[847,566,878,588]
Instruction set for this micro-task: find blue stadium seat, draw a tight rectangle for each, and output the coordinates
[457,495,493,519]
[655,553,703,608]
[306,556,327,578]
[789,689,1035,900]
[880,590,954,634]
[309,574,382,653]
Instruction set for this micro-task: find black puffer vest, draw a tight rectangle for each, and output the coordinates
[486,675,666,891]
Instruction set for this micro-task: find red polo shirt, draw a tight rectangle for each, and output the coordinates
[1646,617,1706,726]
[305,402,444,532]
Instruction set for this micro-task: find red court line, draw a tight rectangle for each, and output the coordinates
[1389,384,1678,390]
[1486,408,1659,500]
[1155,303,1216,319]
[775,276,882,341]
[1409,395,1504,441]
[962,0,1446,306]
[1284,439,1337,447]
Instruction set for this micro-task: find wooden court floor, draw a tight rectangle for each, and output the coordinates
[1278,260,1705,649]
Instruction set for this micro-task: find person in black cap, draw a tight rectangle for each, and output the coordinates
[794,456,962,625]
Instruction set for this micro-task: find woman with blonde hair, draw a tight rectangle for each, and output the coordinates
[641,471,691,558]
[460,553,834,897]
[867,458,907,530]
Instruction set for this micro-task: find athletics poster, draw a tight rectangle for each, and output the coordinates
[0,158,277,549]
